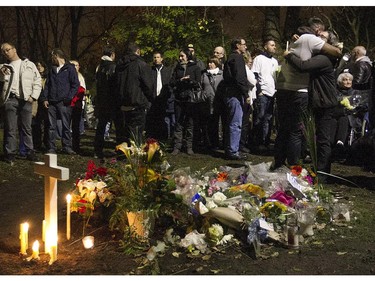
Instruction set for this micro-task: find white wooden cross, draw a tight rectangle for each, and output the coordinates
[34,154,69,264]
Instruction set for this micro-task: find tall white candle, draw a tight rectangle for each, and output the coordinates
[66,194,72,240]
[42,220,46,242]
[20,222,29,255]
[286,41,289,51]
[49,245,57,265]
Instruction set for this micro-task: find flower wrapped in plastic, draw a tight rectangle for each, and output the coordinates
[70,160,114,234]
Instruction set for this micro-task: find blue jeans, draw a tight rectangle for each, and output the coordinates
[3,96,33,157]
[224,97,243,155]
[254,94,274,145]
[47,101,73,151]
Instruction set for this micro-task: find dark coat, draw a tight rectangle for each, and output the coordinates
[222,51,251,98]
[169,61,201,102]
[94,59,117,115]
[115,54,153,109]
[151,64,172,99]
[41,63,80,104]
[286,53,338,109]
[349,58,372,91]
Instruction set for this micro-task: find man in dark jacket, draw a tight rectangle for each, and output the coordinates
[349,46,373,131]
[285,30,339,181]
[115,42,153,144]
[93,45,122,160]
[146,51,173,142]
[222,37,251,160]
[41,48,79,154]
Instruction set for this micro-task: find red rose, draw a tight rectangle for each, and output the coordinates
[78,199,87,214]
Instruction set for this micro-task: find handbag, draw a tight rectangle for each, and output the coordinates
[188,83,209,103]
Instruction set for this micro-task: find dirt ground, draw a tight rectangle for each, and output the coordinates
[1,129,375,276]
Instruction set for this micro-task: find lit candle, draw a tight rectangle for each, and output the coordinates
[49,245,57,265]
[19,222,29,255]
[82,236,94,249]
[27,240,40,261]
[42,220,46,242]
[66,194,72,240]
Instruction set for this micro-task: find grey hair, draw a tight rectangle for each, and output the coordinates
[337,72,353,86]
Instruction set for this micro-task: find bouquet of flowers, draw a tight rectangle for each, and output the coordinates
[70,160,114,235]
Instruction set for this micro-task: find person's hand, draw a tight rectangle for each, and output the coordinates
[180,75,190,81]
[27,97,34,103]
[0,66,10,75]
[283,50,291,57]
[43,100,49,108]
[292,34,299,41]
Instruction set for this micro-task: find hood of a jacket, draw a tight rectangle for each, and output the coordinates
[117,54,142,72]
[357,56,372,65]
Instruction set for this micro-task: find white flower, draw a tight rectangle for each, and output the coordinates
[95,180,107,191]
[206,199,218,209]
[180,230,208,253]
[83,180,96,191]
[212,192,227,204]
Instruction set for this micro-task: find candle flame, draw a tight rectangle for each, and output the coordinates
[32,240,39,251]
[66,194,72,203]
[23,222,29,231]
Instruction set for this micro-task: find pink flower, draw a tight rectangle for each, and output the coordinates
[269,191,295,207]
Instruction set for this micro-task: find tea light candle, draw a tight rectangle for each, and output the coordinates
[82,236,94,249]
[66,194,72,240]
[27,240,40,261]
[20,222,29,255]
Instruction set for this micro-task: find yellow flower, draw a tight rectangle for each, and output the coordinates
[146,141,159,162]
[116,142,131,160]
[229,183,266,198]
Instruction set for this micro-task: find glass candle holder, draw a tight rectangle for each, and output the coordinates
[82,236,94,249]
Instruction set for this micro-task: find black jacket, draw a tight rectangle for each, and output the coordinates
[151,64,172,99]
[286,53,338,109]
[223,51,251,97]
[169,61,201,102]
[115,54,153,109]
[349,57,372,91]
[94,59,117,114]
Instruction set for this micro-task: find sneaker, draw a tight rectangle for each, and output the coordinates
[104,136,115,142]
[239,146,251,154]
[171,148,180,155]
[4,155,15,166]
[225,153,247,160]
[26,152,39,161]
[62,148,77,155]
[94,152,104,160]
[187,148,194,155]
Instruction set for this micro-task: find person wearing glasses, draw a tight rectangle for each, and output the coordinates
[0,42,42,165]
[40,48,80,155]
[213,46,226,70]
[222,38,251,160]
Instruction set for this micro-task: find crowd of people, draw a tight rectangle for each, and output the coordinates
[1,16,374,177]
